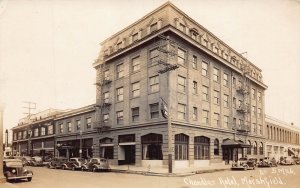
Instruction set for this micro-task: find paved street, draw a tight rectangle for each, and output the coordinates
[7,165,300,188]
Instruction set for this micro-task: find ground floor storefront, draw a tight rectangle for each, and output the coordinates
[265,141,300,161]
[92,123,265,168]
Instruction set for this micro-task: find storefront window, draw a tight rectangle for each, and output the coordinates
[141,133,162,160]
[175,134,189,160]
[194,136,210,160]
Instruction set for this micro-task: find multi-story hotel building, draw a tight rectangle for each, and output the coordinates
[265,115,300,161]
[92,2,267,168]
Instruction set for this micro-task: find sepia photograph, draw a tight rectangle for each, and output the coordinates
[1,0,300,187]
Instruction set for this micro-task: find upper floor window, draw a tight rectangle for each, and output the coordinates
[59,123,63,133]
[258,91,262,102]
[202,110,209,124]
[48,125,53,135]
[224,94,229,107]
[177,103,186,120]
[103,92,109,103]
[18,132,22,139]
[258,108,262,118]
[178,76,186,92]
[104,70,109,80]
[202,85,209,101]
[67,122,72,132]
[232,77,236,86]
[179,23,186,33]
[116,111,124,125]
[13,133,17,140]
[202,61,208,76]
[150,103,159,119]
[193,107,198,120]
[132,82,140,98]
[41,127,46,136]
[252,106,256,116]
[117,87,124,101]
[86,117,92,129]
[76,120,81,130]
[132,33,138,42]
[224,116,229,128]
[103,114,109,123]
[213,90,220,105]
[132,107,139,122]
[23,130,27,139]
[149,75,159,93]
[251,88,256,99]
[150,22,158,33]
[213,67,219,82]
[116,63,124,79]
[177,48,186,66]
[132,56,140,72]
[192,55,197,69]
[223,73,229,86]
[193,81,198,94]
[213,113,220,126]
[117,42,122,50]
[34,128,39,137]
[149,48,159,66]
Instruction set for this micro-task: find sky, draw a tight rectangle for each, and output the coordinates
[0,0,300,140]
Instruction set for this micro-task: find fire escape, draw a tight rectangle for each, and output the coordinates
[94,59,112,131]
[235,63,251,133]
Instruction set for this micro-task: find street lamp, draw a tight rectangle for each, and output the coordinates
[0,103,6,183]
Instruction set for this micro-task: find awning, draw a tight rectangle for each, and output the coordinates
[288,148,296,156]
[221,139,251,148]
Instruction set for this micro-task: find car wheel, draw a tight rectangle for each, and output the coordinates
[62,166,65,170]
[93,167,97,172]
[27,177,32,182]
[72,166,75,171]
[81,167,84,171]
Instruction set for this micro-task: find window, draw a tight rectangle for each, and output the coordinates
[202,61,208,76]
[23,131,27,139]
[259,142,263,155]
[213,45,219,54]
[258,124,262,135]
[18,132,22,139]
[132,107,139,122]
[67,122,72,132]
[223,73,229,86]
[194,136,210,160]
[104,70,109,80]
[149,75,159,93]
[177,48,186,66]
[202,110,209,124]
[191,32,197,40]
[132,56,140,72]
[213,90,220,105]
[233,118,236,127]
[213,113,220,127]
[116,87,124,101]
[224,116,229,128]
[142,133,163,160]
[76,120,81,130]
[238,100,242,108]
[232,77,236,86]
[192,81,198,94]
[116,111,124,125]
[175,134,189,160]
[193,107,198,120]
[86,117,92,129]
[258,91,262,102]
[178,76,186,92]
[132,82,140,97]
[252,123,256,133]
[103,114,109,123]
[213,67,219,82]
[103,92,109,103]
[247,141,252,155]
[149,48,159,65]
[258,108,262,118]
[116,64,124,79]
[202,86,209,100]
[214,139,219,155]
[59,124,63,133]
[233,97,236,108]
[117,42,122,50]
[150,22,158,33]
[177,103,186,120]
[41,127,46,136]
[179,23,186,32]
[192,55,197,69]
[224,94,229,107]
[238,119,243,129]
[34,128,39,137]
[150,103,159,119]
[251,88,256,99]
[48,125,53,135]
[252,106,256,116]
[13,133,17,140]
[132,33,138,42]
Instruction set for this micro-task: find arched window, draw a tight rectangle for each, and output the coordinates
[141,133,163,160]
[253,141,258,155]
[175,134,189,160]
[259,142,263,155]
[214,139,219,155]
[194,136,210,160]
[247,140,252,155]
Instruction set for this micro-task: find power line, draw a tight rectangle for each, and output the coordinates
[23,101,36,119]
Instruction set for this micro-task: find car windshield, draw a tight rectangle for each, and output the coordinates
[78,158,85,162]
[6,161,23,167]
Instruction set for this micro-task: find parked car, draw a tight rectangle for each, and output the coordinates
[279,157,295,165]
[292,157,300,165]
[13,156,34,166]
[3,159,33,182]
[257,157,277,167]
[31,156,44,166]
[48,157,68,169]
[42,156,53,166]
[81,158,110,172]
[61,158,85,171]
[231,158,256,170]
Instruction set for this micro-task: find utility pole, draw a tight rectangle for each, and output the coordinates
[157,35,178,173]
[23,101,36,119]
[0,103,6,183]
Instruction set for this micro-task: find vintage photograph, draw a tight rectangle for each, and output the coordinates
[1,0,300,187]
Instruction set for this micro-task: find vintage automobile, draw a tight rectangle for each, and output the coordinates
[292,157,300,165]
[48,157,68,169]
[61,158,85,171]
[81,158,110,172]
[231,158,256,170]
[257,157,277,167]
[279,157,295,165]
[31,156,44,166]
[3,159,33,182]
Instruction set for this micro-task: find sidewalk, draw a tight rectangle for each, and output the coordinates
[0,182,19,188]
[109,164,231,177]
